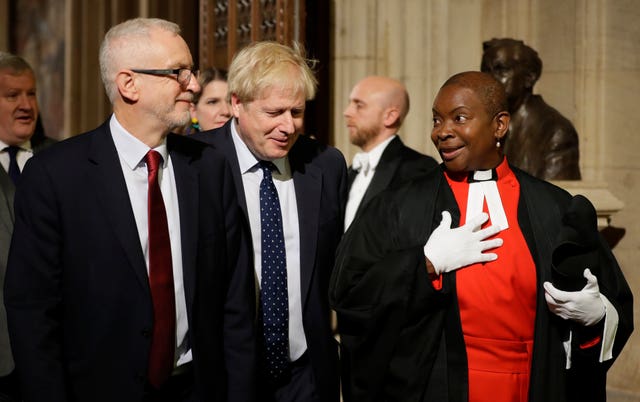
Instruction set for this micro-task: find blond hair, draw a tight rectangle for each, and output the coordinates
[227,41,317,103]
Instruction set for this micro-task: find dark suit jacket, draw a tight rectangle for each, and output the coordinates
[4,121,256,402]
[193,120,347,402]
[330,164,633,402]
[0,134,55,378]
[347,136,437,228]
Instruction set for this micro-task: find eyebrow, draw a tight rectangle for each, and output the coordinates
[436,105,471,114]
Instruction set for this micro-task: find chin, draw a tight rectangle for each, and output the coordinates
[14,128,35,140]
[268,151,289,160]
[444,161,468,173]
[265,146,291,160]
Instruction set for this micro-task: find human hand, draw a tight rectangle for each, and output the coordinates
[424,211,503,275]
[544,268,606,326]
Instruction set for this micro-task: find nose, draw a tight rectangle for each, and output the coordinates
[280,111,295,135]
[343,103,353,118]
[220,101,232,118]
[17,94,34,110]
[432,120,454,142]
[186,73,201,93]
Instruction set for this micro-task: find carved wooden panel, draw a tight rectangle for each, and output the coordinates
[199,0,305,69]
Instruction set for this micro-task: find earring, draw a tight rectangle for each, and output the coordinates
[191,116,200,131]
[496,140,501,148]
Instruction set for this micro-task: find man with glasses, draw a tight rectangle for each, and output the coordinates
[4,18,255,402]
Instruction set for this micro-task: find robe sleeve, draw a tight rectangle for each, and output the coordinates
[572,232,633,369]
[549,193,633,369]
[329,184,446,401]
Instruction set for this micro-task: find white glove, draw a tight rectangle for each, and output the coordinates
[544,268,606,326]
[424,211,503,275]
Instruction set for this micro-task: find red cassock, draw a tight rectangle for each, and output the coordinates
[445,160,537,402]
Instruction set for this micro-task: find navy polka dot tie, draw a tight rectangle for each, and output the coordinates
[258,161,289,381]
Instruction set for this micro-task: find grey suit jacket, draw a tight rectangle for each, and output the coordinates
[0,136,55,376]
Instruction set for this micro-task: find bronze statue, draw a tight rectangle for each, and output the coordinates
[481,38,581,180]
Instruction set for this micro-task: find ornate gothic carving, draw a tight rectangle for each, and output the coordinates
[199,0,304,68]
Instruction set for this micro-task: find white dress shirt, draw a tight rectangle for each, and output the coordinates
[344,135,396,231]
[231,120,307,362]
[0,139,34,174]
[109,115,191,367]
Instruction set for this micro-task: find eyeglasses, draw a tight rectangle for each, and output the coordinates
[131,68,199,88]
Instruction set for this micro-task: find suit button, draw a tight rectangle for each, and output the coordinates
[141,328,151,338]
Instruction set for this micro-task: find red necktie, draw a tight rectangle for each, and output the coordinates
[145,150,176,388]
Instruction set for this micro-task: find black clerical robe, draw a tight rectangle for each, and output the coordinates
[329,164,633,402]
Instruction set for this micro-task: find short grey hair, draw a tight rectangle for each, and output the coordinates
[99,18,181,102]
[0,51,34,75]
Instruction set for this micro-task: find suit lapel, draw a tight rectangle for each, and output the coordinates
[347,167,358,188]
[88,124,148,290]
[290,149,322,309]
[169,136,199,317]
[211,125,248,217]
[360,137,404,209]
[0,169,14,233]
[193,122,247,216]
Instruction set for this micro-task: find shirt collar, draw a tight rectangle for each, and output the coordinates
[361,134,396,170]
[0,138,33,152]
[109,114,168,170]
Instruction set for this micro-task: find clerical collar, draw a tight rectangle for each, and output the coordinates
[465,159,510,231]
[467,168,498,183]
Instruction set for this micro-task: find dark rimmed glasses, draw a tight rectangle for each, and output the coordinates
[131,68,199,88]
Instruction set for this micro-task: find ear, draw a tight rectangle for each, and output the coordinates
[230,93,243,118]
[114,70,140,103]
[494,111,510,142]
[524,71,538,89]
[383,107,401,128]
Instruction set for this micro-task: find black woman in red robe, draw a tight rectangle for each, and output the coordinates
[330,71,633,402]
